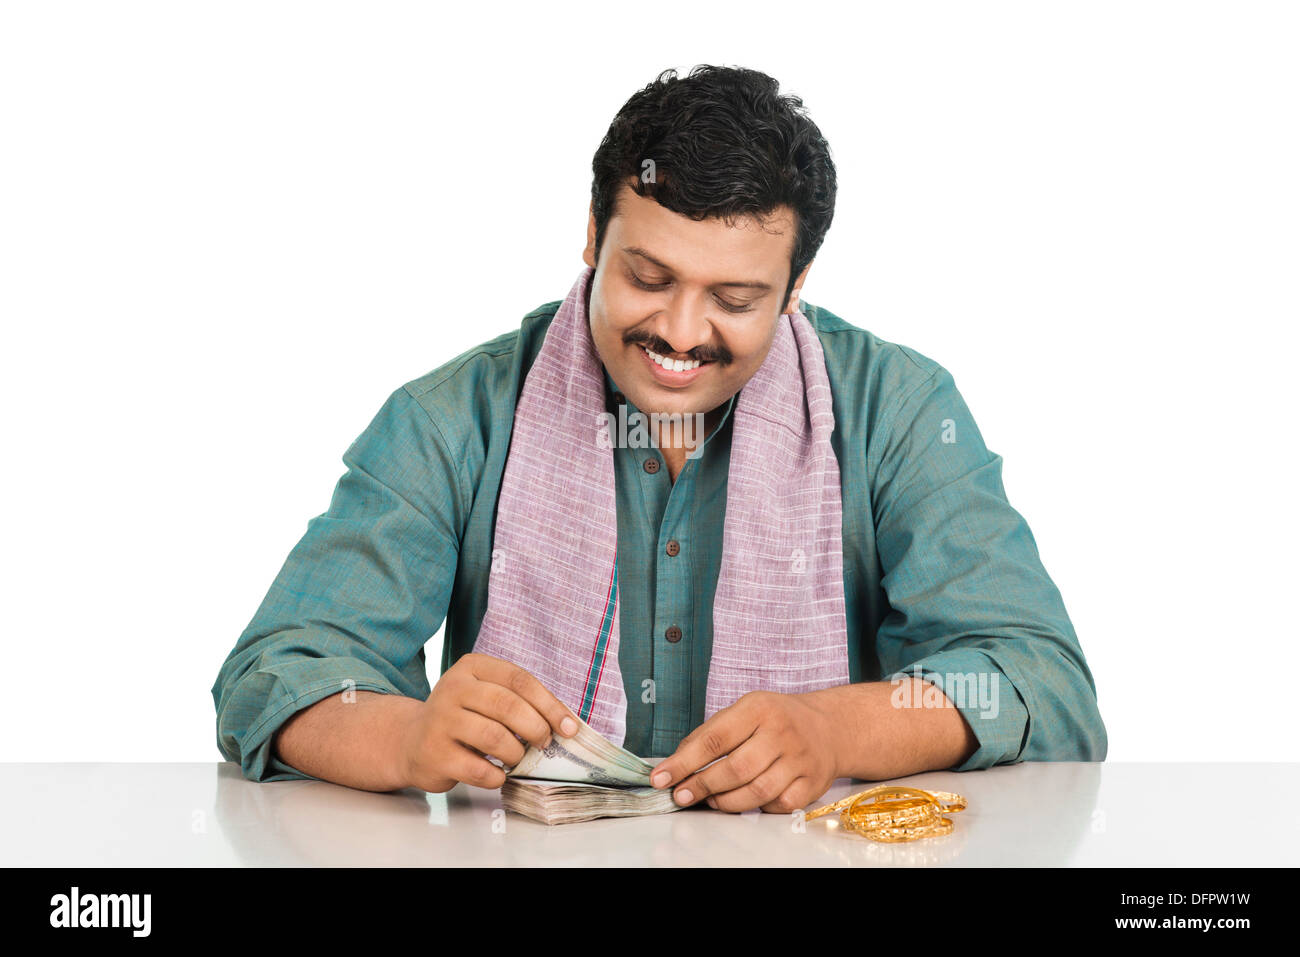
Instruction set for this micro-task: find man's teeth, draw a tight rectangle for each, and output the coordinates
[642,345,703,372]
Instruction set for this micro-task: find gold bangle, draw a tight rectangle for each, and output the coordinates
[805,785,967,843]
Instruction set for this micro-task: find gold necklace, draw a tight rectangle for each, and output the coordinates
[805,785,967,842]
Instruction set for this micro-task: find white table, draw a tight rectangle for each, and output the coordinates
[2,762,1295,866]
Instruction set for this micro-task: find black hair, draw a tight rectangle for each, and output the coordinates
[590,64,837,309]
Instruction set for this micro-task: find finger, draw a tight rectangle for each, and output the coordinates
[451,709,528,768]
[446,743,508,790]
[761,775,816,815]
[408,742,505,792]
[711,759,801,814]
[469,654,580,739]
[461,679,553,751]
[650,706,756,792]
[673,734,779,807]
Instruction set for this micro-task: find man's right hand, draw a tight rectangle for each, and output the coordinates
[396,652,579,793]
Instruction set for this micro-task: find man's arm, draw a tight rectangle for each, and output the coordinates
[215,381,587,792]
[211,385,463,783]
[809,678,978,779]
[647,678,978,813]
[272,658,581,794]
[272,690,423,791]
[867,358,1107,769]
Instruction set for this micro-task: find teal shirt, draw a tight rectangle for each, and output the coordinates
[603,365,738,758]
[212,297,1108,783]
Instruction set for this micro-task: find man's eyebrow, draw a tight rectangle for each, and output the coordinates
[622,246,773,292]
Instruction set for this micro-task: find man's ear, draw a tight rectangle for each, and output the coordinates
[583,201,597,269]
[784,261,814,314]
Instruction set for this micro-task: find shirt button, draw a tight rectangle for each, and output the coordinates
[665,625,682,643]
[643,457,660,474]
[665,539,680,557]
[612,391,626,405]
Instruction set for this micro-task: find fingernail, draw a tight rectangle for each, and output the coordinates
[706,797,717,809]
[561,717,577,736]
[652,771,670,788]
[675,788,694,805]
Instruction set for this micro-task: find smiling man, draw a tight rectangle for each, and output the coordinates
[213,65,1107,813]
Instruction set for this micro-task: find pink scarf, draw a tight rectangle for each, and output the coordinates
[472,266,849,746]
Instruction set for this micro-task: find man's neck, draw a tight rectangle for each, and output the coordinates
[655,401,728,483]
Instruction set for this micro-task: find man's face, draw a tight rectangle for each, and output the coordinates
[583,181,810,419]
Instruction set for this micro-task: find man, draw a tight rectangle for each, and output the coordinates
[213,65,1106,815]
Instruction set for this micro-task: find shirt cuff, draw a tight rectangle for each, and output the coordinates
[215,656,405,783]
[885,647,1030,771]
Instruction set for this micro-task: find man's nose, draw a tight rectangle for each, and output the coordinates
[654,291,714,359]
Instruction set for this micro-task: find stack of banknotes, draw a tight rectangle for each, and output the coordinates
[500,716,683,825]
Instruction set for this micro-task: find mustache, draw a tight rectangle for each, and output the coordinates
[627,334,729,364]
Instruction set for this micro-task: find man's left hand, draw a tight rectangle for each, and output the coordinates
[648,690,843,814]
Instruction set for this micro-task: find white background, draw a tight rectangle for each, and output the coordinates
[2,1,1295,764]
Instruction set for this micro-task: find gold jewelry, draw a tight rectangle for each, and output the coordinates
[805,785,966,843]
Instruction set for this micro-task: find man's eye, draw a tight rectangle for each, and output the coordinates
[629,270,753,313]
[629,272,669,291]
[716,298,754,314]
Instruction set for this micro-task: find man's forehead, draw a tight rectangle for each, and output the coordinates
[608,185,795,283]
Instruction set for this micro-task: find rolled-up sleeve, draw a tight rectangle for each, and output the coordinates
[868,362,1107,771]
[212,385,466,782]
